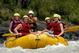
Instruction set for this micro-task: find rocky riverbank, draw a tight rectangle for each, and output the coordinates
[0,21,9,35]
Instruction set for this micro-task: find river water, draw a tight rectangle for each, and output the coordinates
[0,41,79,53]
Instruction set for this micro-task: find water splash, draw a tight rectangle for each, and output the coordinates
[0,41,79,53]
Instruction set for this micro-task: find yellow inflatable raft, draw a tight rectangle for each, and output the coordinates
[3,33,68,49]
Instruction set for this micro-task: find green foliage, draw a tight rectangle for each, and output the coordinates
[71,18,79,23]
[0,0,79,23]
[14,8,28,18]
[0,8,10,21]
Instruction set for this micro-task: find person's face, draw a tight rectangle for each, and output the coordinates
[46,19,50,23]
[29,14,33,17]
[14,16,19,20]
[24,18,28,23]
[53,17,59,21]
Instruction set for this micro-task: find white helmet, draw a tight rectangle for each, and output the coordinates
[45,17,50,20]
[23,15,28,18]
[28,10,34,14]
[53,14,61,19]
[14,13,20,17]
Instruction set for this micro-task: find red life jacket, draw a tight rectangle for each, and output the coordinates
[19,22,30,36]
[49,21,63,35]
[47,23,51,30]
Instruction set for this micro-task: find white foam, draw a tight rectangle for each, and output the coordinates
[0,41,79,53]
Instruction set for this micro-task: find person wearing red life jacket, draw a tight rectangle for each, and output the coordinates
[14,15,34,36]
[9,13,22,34]
[49,14,64,37]
[40,17,52,35]
[45,17,51,30]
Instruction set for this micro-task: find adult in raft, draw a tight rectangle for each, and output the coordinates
[14,15,33,36]
[9,13,22,34]
[28,10,37,32]
[49,14,64,37]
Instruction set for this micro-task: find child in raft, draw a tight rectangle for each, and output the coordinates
[14,15,35,36]
[39,17,53,36]
[45,17,51,30]
[9,13,22,34]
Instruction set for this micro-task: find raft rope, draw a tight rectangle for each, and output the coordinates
[35,34,40,49]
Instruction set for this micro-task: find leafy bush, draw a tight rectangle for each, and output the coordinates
[0,0,79,22]
[14,8,28,18]
[70,18,79,24]
[0,8,10,21]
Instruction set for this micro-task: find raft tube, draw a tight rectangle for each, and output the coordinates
[3,33,68,49]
